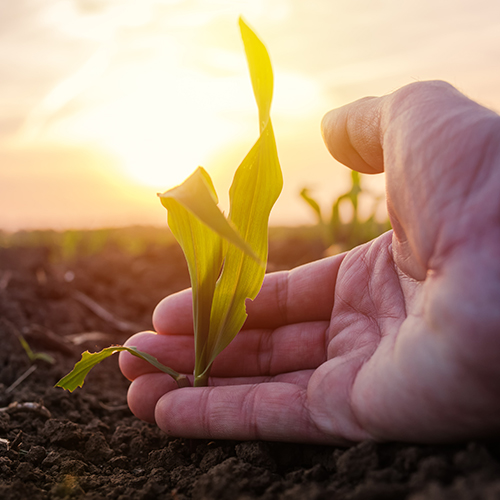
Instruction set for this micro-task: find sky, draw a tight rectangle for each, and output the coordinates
[1,0,500,231]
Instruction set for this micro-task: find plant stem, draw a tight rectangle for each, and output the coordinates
[176,375,191,388]
[193,371,210,387]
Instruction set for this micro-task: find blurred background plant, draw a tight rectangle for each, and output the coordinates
[300,171,391,254]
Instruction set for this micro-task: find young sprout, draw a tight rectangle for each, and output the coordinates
[19,335,55,365]
[300,170,389,250]
[56,17,282,391]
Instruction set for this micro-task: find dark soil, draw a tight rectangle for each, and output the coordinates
[1,230,500,499]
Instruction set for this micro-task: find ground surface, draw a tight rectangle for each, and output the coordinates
[1,229,499,499]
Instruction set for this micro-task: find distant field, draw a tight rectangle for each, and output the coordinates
[1,171,390,262]
[0,219,390,264]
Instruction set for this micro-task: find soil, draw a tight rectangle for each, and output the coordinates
[1,230,499,500]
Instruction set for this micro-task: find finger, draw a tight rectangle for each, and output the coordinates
[127,373,178,423]
[154,382,346,444]
[321,81,477,176]
[119,319,328,380]
[127,370,315,423]
[152,288,192,335]
[246,255,344,329]
[153,254,345,336]
[321,96,384,174]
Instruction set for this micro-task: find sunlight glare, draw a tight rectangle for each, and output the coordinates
[44,63,255,189]
[273,70,324,118]
[19,1,321,195]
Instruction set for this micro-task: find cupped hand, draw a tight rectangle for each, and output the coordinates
[120,81,500,444]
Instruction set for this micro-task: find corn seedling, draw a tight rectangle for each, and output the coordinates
[56,18,281,391]
[18,335,55,365]
[301,170,389,250]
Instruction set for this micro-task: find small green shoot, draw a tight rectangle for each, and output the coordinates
[301,170,389,250]
[158,17,282,386]
[57,18,281,391]
[19,335,55,365]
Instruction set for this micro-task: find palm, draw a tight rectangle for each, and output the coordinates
[120,81,500,444]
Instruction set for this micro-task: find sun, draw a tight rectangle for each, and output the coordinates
[96,83,237,190]
[44,63,253,190]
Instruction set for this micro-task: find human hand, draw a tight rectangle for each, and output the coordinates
[120,81,500,444]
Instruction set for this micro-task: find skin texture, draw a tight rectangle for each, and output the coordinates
[119,81,500,445]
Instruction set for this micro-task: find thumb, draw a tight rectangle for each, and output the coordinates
[321,96,385,174]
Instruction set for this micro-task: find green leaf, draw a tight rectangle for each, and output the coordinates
[158,167,261,377]
[158,167,259,261]
[18,335,55,365]
[55,346,189,392]
[193,19,282,384]
[300,188,324,224]
[239,17,273,132]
